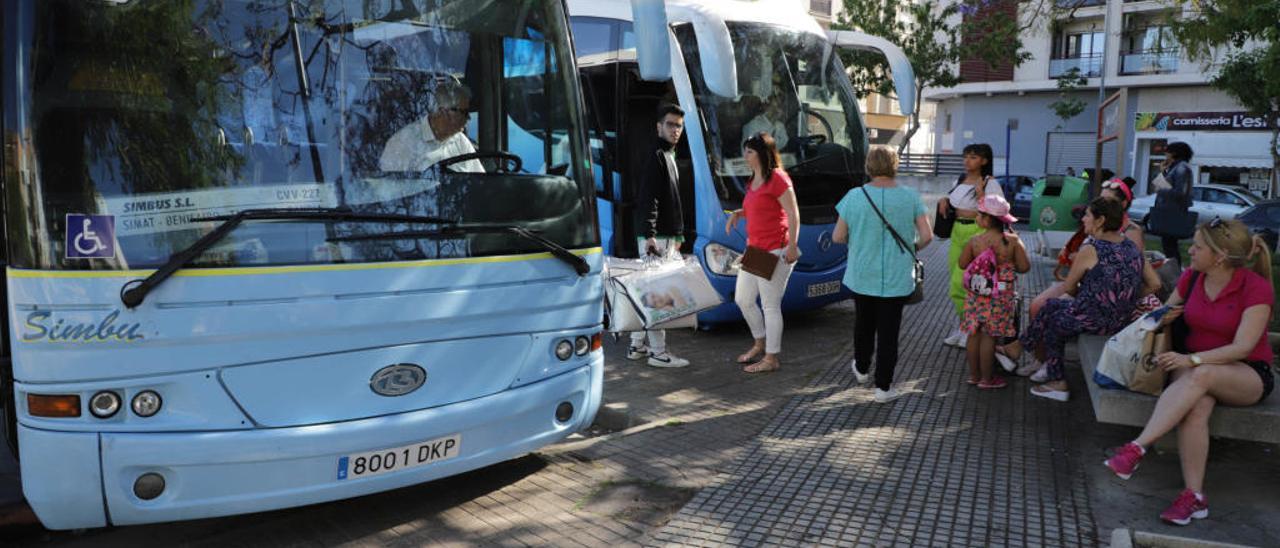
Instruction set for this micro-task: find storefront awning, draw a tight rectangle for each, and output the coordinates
[1195,155,1273,169]
[1187,133,1275,169]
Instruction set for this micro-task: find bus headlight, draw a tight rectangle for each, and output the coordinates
[704,243,741,276]
[574,336,591,356]
[554,340,574,361]
[131,390,162,417]
[89,391,121,418]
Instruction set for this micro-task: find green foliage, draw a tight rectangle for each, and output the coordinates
[834,0,1030,151]
[1048,68,1087,129]
[1169,0,1280,193]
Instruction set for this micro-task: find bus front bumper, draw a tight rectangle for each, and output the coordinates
[20,356,602,530]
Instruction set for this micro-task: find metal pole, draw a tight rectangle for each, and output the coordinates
[1092,3,1110,198]
[1005,123,1011,182]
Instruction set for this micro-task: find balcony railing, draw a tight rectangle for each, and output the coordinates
[1121,50,1179,74]
[809,0,833,16]
[1049,54,1102,78]
[1055,0,1107,7]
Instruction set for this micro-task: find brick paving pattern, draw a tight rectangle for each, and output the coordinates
[651,238,1101,547]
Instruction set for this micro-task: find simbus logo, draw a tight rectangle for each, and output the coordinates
[21,310,145,343]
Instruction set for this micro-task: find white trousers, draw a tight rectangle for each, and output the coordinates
[630,237,680,355]
[734,250,795,354]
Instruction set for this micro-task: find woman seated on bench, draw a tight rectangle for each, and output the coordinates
[998,198,1145,400]
[1103,218,1275,527]
[1010,180,1162,377]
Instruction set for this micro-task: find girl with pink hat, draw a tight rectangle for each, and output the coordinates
[957,194,1030,388]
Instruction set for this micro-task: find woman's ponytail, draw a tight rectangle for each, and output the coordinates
[1249,235,1273,282]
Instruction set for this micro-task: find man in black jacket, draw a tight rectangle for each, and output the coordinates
[628,103,690,368]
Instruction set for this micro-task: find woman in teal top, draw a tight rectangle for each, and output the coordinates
[833,147,933,403]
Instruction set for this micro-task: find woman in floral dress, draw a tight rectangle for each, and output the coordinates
[1001,198,1144,401]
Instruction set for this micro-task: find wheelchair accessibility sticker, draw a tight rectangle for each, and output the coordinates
[66,214,116,259]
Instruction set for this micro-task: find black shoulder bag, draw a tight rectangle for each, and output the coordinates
[863,187,924,304]
[933,175,964,239]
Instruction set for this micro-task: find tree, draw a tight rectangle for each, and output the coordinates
[1168,0,1280,197]
[834,0,1031,155]
[1048,67,1087,130]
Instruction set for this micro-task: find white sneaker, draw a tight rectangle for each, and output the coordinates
[1015,359,1040,378]
[626,345,649,361]
[851,359,871,385]
[994,350,1018,373]
[874,387,902,403]
[1030,365,1050,383]
[943,330,963,348]
[647,352,690,368]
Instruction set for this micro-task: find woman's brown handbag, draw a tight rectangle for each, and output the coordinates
[739,245,779,280]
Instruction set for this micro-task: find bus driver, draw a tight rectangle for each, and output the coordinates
[379,76,484,173]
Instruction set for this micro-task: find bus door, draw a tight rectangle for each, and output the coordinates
[617,66,693,257]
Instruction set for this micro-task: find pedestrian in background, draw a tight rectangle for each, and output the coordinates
[628,103,690,368]
[1152,142,1195,266]
[936,143,1003,349]
[726,132,801,373]
[958,195,1030,389]
[833,147,931,402]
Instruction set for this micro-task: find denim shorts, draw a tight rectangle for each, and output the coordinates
[1245,360,1275,404]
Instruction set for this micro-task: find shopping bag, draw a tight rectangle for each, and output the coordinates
[1096,317,1150,388]
[604,255,721,331]
[624,256,722,326]
[1130,327,1171,396]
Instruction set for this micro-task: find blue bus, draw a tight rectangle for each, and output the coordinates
[1,0,604,529]
[569,0,915,323]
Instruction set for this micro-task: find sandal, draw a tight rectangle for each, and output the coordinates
[743,357,780,373]
[1030,382,1069,402]
[736,345,765,364]
[978,377,1008,389]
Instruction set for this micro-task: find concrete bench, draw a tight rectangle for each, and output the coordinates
[1077,334,1280,445]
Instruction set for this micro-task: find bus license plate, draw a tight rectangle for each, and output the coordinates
[337,434,461,480]
[806,281,841,298]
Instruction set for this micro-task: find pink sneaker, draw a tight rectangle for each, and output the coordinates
[1160,489,1208,526]
[1104,442,1145,480]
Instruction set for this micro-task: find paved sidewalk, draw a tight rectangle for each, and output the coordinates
[651,238,1102,546]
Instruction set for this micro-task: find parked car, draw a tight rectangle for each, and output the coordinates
[1238,199,1280,253]
[994,175,1037,222]
[1129,184,1262,227]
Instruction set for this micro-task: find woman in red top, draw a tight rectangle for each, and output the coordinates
[725,132,801,373]
[1104,218,1275,526]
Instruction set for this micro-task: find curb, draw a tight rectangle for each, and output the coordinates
[1111,529,1259,548]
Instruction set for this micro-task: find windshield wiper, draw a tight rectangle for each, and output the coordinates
[328,225,591,276]
[120,208,455,308]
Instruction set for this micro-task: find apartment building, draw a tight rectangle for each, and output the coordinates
[925,0,1275,197]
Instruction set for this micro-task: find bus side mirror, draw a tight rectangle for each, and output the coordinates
[827,31,915,116]
[629,0,672,82]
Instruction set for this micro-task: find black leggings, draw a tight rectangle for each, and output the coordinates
[1161,236,1182,266]
[853,292,908,391]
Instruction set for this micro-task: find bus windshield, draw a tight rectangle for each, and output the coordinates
[674,22,867,212]
[9,0,593,270]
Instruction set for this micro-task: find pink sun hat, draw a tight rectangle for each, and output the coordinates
[979,194,1019,225]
